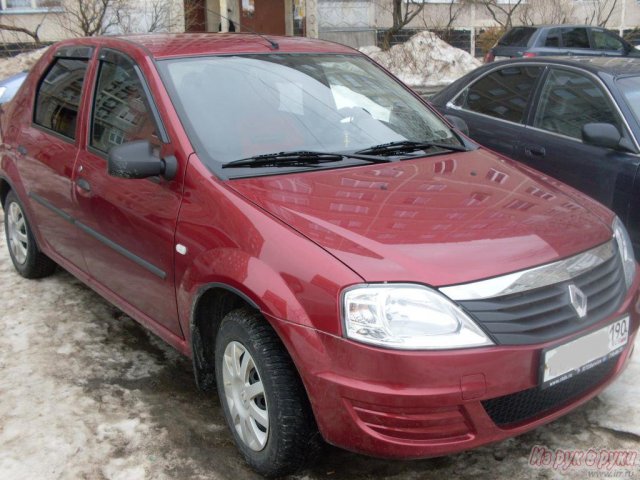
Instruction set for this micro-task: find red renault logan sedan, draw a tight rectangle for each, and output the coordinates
[0,34,637,477]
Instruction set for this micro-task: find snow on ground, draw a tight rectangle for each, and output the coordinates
[0,47,47,79]
[359,31,481,88]
[0,212,638,480]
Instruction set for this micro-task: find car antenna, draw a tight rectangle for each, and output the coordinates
[206,8,279,50]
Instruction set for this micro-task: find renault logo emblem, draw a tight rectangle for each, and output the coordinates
[568,284,588,319]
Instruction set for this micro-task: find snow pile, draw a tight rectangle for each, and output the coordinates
[0,47,47,79]
[360,31,481,87]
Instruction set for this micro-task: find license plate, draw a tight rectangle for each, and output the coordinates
[495,56,511,61]
[540,317,629,389]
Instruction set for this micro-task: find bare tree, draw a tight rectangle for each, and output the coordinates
[380,0,427,50]
[57,0,127,37]
[518,0,574,26]
[116,0,184,33]
[476,0,525,29]
[576,0,618,27]
[421,0,464,32]
[0,22,44,45]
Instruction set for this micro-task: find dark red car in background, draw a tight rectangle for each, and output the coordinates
[0,34,637,477]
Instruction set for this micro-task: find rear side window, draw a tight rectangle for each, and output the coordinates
[533,68,621,140]
[592,30,624,51]
[34,58,89,140]
[562,28,590,49]
[544,28,562,48]
[453,66,543,123]
[91,60,157,153]
[498,27,537,47]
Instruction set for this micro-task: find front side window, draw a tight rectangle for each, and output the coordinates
[158,54,460,169]
[592,30,624,51]
[34,57,89,140]
[453,66,543,123]
[91,59,156,153]
[533,68,621,140]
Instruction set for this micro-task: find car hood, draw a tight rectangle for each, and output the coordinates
[226,149,613,286]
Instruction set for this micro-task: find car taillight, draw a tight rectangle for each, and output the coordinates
[523,52,537,58]
[484,51,495,63]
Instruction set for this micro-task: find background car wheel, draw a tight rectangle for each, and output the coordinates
[4,190,56,278]
[215,308,322,477]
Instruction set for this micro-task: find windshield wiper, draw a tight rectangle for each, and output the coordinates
[222,150,392,169]
[355,140,469,156]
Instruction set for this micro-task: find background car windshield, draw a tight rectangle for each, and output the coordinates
[158,54,458,165]
[617,76,640,126]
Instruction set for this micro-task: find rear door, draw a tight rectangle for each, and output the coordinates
[561,27,596,56]
[443,64,545,159]
[519,66,639,220]
[74,49,184,336]
[17,47,93,271]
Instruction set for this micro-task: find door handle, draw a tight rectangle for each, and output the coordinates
[524,145,546,157]
[76,178,91,193]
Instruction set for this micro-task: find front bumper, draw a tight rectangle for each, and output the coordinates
[268,281,640,459]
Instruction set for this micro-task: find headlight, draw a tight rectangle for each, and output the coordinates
[342,284,493,350]
[613,216,636,288]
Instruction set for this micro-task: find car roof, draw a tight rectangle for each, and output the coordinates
[73,33,357,59]
[490,56,640,78]
[509,24,610,30]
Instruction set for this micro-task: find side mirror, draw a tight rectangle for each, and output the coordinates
[581,123,622,150]
[445,114,469,136]
[108,140,177,181]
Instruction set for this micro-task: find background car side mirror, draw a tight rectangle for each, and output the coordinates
[444,114,469,136]
[581,123,624,150]
[108,140,177,181]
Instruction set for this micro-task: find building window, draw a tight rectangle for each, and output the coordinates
[1,0,61,11]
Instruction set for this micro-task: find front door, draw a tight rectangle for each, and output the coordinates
[74,49,183,336]
[520,66,639,231]
[239,0,285,35]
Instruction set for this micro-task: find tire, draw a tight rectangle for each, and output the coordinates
[4,190,56,279]
[215,308,322,477]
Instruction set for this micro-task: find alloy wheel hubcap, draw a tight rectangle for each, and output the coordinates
[222,341,269,451]
[7,202,28,265]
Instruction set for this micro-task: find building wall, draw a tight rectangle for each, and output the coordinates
[317,0,640,51]
[0,0,186,46]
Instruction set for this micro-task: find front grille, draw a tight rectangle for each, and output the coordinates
[482,355,618,427]
[458,252,625,345]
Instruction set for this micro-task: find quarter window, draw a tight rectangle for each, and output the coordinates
[533,69,621,140]
[453,66,543,123]
[592,30,624,51]
[91,59,156,153]
[34,57,89,140]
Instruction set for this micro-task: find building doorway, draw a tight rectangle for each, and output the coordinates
[239,0,286,36]
[185,0,207,32]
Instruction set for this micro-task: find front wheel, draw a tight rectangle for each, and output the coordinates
[215,308,321,477]
[4,190,56,278]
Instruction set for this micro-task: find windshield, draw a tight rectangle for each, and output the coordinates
[617,76,640,128]
[157,54,460,172]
